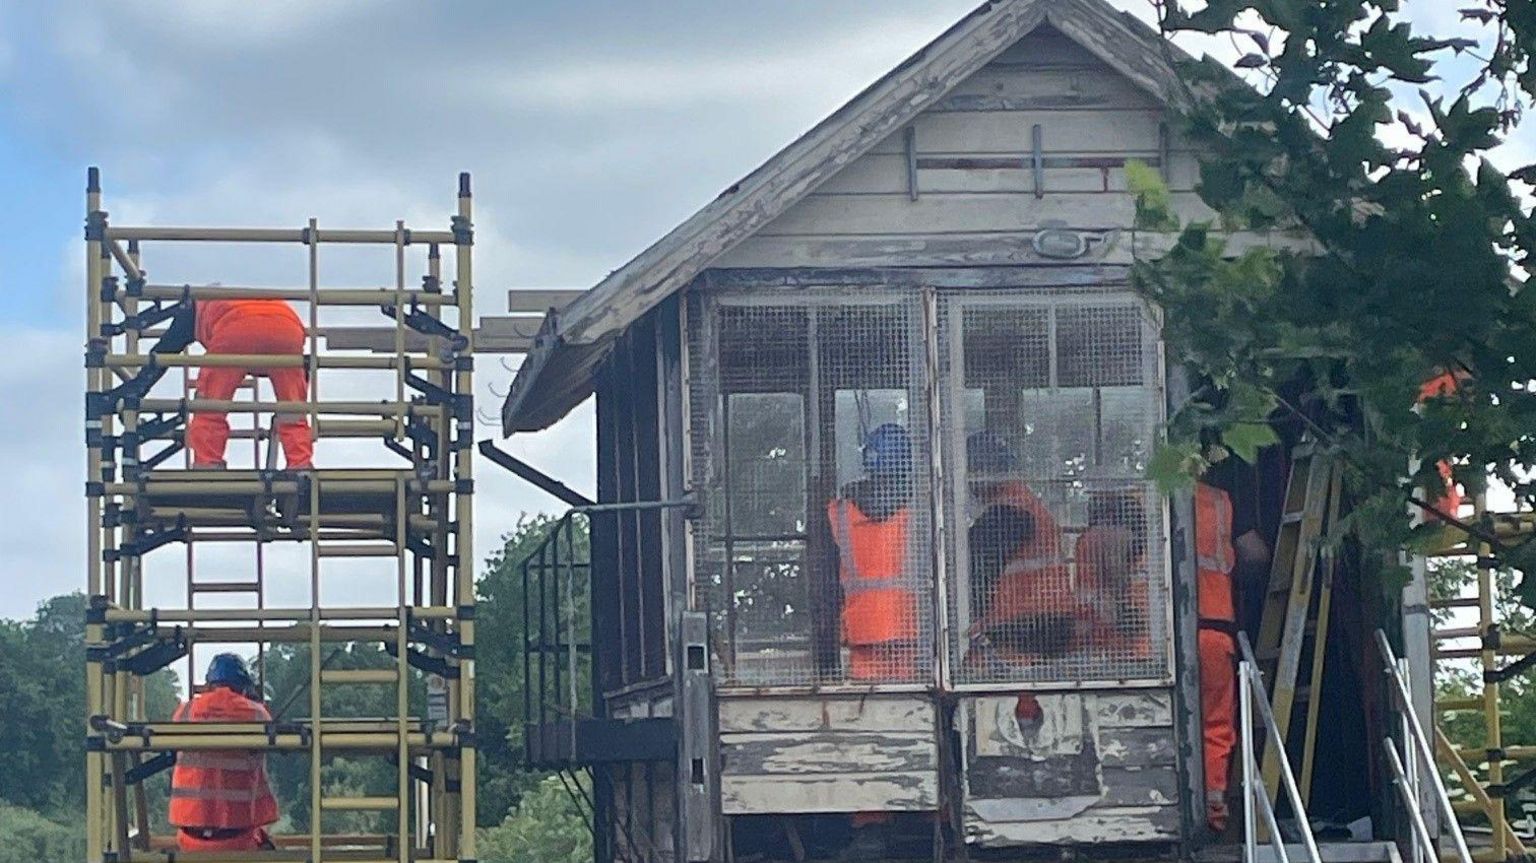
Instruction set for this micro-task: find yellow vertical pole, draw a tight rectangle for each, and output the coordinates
[1475,490,1506,861]
[453,173,477,858]
[396,476,411,861]
[425,242,450,849]
[307,218,325,863]
[85,166,106,863]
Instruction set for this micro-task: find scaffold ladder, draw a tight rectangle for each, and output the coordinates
[1254,444,1341,809]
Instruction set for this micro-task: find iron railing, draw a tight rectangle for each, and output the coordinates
[1238,631,1324,863]
[1375,629,1474,863]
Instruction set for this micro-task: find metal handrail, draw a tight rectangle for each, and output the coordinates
[1375,630,1474,863]
[1238,631,1324,863]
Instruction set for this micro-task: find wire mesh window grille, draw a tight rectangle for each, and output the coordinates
[939,292,1169,686]
[688,286,1167,690]
[690,291,934,687]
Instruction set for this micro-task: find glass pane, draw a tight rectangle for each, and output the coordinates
[726,392,807,537]
[1057,305,1144,388]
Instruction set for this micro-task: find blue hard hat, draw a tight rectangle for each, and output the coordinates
[966,431,1017,474]
[861,423,913,477]
[206,653,254,691]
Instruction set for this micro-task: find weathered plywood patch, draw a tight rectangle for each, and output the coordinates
[967,805,1182,846]
[717,695,934,734]
[721,771,938,815]
[721,731,936,776]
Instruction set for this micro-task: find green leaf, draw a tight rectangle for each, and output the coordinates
[1223,422,1282,464]
[1147,441,1204,492]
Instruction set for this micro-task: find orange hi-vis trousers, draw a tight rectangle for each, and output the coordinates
[1198,627,1237,800]
[190,315,313,469]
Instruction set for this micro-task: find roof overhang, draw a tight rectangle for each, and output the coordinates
[501,0,1190,435]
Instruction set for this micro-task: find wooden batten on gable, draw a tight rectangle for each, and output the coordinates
[500,0,1223,435]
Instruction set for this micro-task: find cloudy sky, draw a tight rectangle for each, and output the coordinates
[0,0,1529,621]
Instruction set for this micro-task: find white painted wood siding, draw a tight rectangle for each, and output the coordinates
[717,28,1219,269]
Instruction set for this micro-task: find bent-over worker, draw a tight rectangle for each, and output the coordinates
[964,431,1083,662]
[169,653,279,852]
[142,297,313,470]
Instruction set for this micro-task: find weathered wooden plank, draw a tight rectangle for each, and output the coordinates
[966,805,1181,846]
[322,319,536,354]
[866,109,1167,156]
[713,234,1133,269]
[814,153,1199,196]
[507,288,583,313]
[1098,766,1181,807]
[1092,691,1174,728]
[717,696,935,734]
[721,771,939,815]
[755,191,1216,237]
[720,731,937,776]
[704,265,1130,289]
[1098,726,1177,768]
[936,63,1162,112]
[992,28,1113,67]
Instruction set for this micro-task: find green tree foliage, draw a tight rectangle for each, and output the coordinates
[476,513,591,826]
[256,641,428,832]
[0,804,86,863]
[0,594,179,816]
[1138,0,1536,603]
[1429,561,1536,815]
[479,774,592,863]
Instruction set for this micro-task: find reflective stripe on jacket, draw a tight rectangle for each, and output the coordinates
[827,498,918,646]
[1196,482,1236,624]
[169,687,279,829]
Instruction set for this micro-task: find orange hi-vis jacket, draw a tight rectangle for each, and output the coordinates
[827,499,918,646]
[194,299,305,349]
[1419,371,1466,520]
[975,482,1077,627]
[169,687,279,830]
[1195,482,1236,626]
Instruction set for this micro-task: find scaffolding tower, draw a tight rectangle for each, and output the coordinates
[1431,499,1536,862]
[82,167,477,863]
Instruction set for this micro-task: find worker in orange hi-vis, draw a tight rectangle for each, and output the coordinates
[1418,369,1468,521]
[963,431,1082,662]
[1195,475,1269,833]
[137,297,314,470]
[169,654,279,852]
[1075,488,1151,658]
[825,423,922,849]
[826,423,922,682]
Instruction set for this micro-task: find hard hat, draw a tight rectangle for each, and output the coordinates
[206,653,255,693]
[861,423,913,478]
[966,431,1016,475]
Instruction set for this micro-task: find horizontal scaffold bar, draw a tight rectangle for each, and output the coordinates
[103,606,458,623]
[321,669,401,684]
[159,625,400,644]
[135,398,443,417]
[140,833,402,854]
[123,285,457,305]
[321,797,400,811]
[110,479,455,496]
[225,419,406,439]
[163,515,442,534]
[100,731,457,751]
[105,226,462,245]
[105,354,453,371]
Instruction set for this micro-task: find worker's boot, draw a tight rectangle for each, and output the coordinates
[191,460,228,470]
[1206,789,1229,834]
